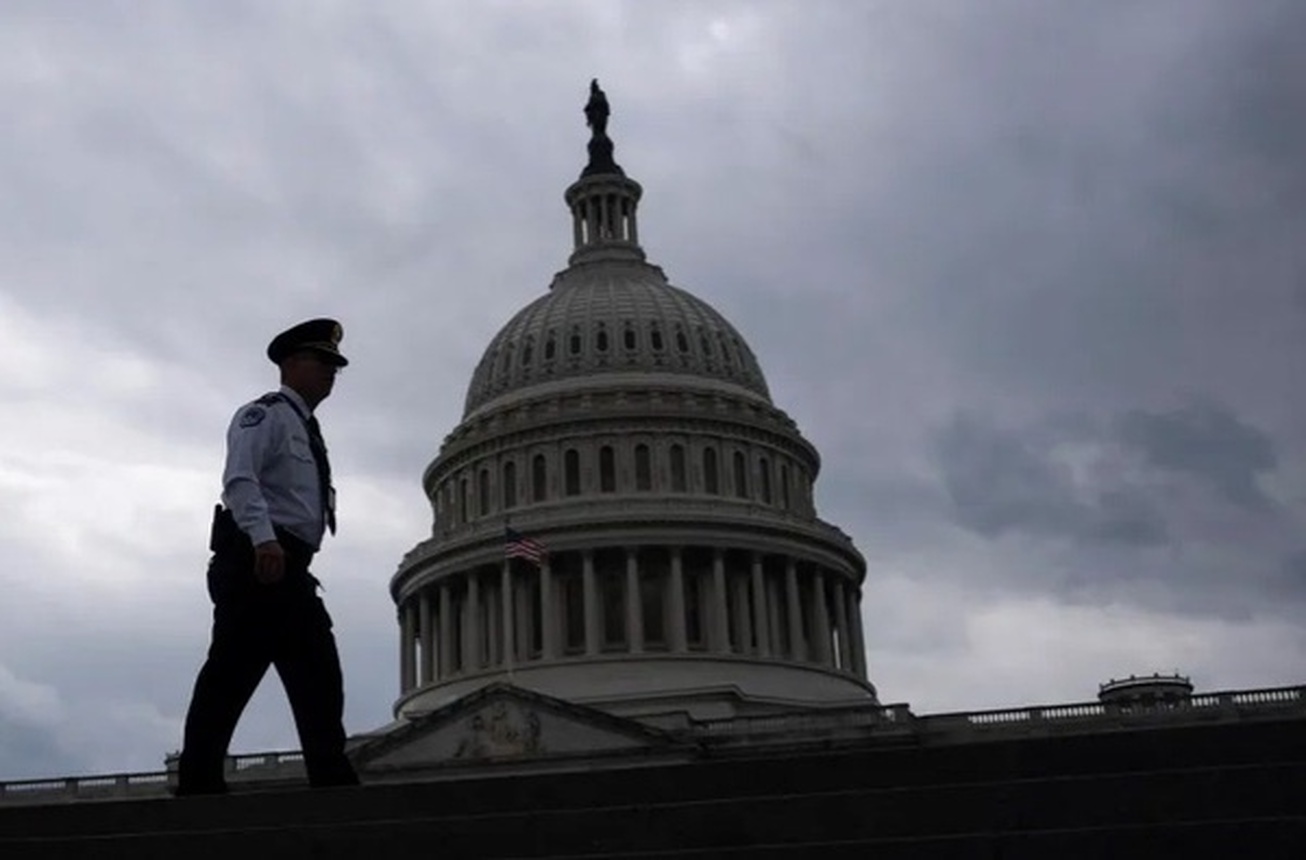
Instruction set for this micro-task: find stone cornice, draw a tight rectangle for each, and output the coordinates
[391,498,864,598]
[425,388,820,495]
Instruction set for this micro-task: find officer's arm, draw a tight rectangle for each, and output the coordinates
[221,403,279,547]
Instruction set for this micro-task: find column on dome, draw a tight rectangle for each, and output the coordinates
[540,556,557,659]
[733,561,753,654]
[514,565,532,662]
[400,597,416,692]
[438,580,454,677]
[625,548,643,653]
[766,566,784,656]
[463,570,480,672]
[785,558,804,661]
[582,550,599,656]
[500,560,515,668]
[832,575,852,671]
[810,569,833,666]
[711,549,730,654]
[484,570,501,666]
[849,588,868,678]
[419,588,435,684]
[669,547,688,652]
[751,553,770,657]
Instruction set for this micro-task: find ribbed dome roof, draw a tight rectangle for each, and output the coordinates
[463,261,771,417]
[463,83,772,419]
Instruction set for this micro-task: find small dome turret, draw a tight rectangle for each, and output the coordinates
[1098,673,1194,707]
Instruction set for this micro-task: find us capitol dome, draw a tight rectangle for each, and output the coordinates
[390,82,875,722]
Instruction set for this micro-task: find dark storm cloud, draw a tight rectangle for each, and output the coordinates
[935,398,1284,546]
[927,399,1306,618]
[1117,400,1278,512]
[724,0,1306,422]
[934,413,1167,547]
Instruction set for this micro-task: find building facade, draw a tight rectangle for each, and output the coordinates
[389,85,873,721]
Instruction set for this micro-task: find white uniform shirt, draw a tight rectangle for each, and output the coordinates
[222,385,327,550]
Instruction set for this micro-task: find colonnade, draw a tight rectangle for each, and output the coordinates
[571,187,639,247]
[397,546,867,695]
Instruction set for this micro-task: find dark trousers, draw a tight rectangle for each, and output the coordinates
[177,524,358,794]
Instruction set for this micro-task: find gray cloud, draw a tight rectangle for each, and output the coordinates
[0,719,76,782]
[934,413,1167,547]
[1117,400,1278,511]
[936,414,1087,540]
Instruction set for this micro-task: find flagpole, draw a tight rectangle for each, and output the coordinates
[501,518,548,688]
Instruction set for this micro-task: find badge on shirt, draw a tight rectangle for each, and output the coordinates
[239,406,268,428]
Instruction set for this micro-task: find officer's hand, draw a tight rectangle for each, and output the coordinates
[254,541,285,584]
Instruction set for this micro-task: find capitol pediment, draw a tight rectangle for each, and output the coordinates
[355,683,686,772]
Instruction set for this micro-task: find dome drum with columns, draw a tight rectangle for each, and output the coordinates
[391,84,875,721]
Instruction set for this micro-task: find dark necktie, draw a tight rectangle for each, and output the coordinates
[305,415,337,535]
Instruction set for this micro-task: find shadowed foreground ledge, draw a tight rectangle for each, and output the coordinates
[2,684,1303,860]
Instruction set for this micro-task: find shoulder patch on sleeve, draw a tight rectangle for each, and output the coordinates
[239,405,268,428]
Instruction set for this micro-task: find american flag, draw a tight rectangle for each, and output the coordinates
[504,527,546,564]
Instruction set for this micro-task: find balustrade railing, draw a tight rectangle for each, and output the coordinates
[3,686,1300,804]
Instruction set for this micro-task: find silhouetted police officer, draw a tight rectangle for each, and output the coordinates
[177,318,359,795]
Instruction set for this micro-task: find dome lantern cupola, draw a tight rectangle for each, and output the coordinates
[565,79,645,267]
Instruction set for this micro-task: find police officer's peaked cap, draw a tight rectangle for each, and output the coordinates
[267,318,349,367]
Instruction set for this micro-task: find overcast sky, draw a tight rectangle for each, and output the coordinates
[1,0,1304,781]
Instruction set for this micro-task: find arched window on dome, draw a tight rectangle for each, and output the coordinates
[459,476,469,524]
[780,463,791,511]
[670,444,687,492]
[675,326,690,354]
[649,322,664,352]
[479,468,491,516]
[634,444,651,491]
[521,337,534,367]
[623,322,637,351]
[532,454,548,502]
[733,451,748,499]
[544,330,557,361]
[599,446,616,493]
[699,327,713,358]
[569,327,582,356]
[703,447,720,495]
[502,460,517,510]
[565,449,581,496]
[595,324,609,353]
[759,456,772,504]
